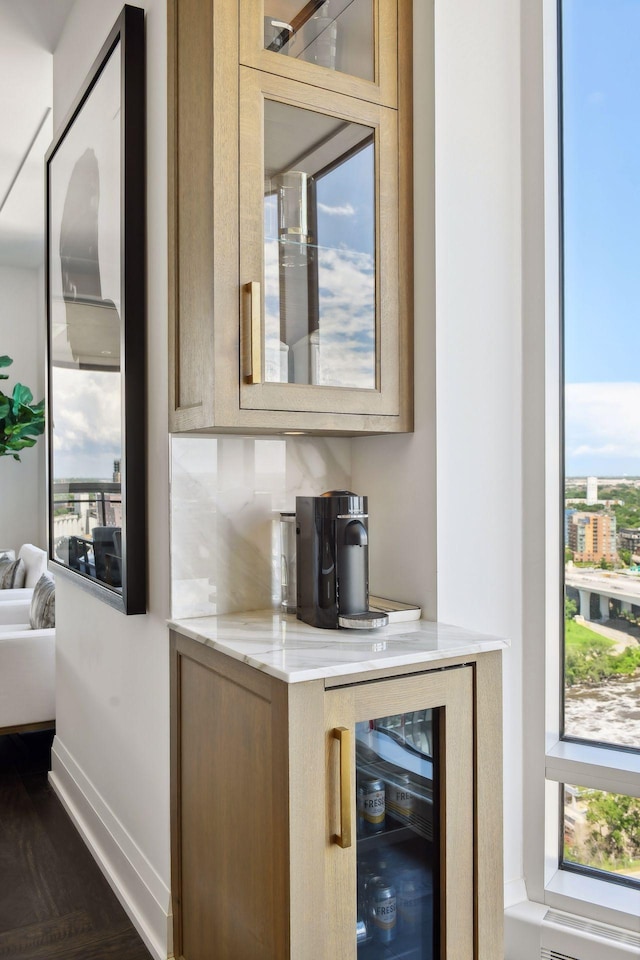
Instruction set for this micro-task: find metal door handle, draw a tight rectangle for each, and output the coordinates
[332,726,352,848]
[243,281,262,383]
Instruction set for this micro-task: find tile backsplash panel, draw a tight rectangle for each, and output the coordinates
[171,436,352,618]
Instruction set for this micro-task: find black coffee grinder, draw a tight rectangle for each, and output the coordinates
[296,490,388,630]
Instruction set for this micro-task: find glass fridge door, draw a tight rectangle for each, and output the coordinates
[355,711,439,959]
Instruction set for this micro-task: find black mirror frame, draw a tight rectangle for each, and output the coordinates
[45,5,146,615]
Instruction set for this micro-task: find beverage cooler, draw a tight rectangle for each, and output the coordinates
[171,623,505,960]
[326,665,475,960]
[355,711,439,958]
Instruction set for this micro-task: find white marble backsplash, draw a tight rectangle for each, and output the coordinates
[170,436,351,619]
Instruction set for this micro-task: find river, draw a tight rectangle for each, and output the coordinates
[565,674,640,749]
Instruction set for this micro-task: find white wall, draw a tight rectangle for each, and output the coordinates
[434,0,524,901]
[0,264,46,549]
[49,3,171,958]
[353,0,525,901]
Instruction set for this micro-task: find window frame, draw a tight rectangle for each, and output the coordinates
[522,0,640,931]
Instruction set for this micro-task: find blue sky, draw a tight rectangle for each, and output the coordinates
[563,0,640,475]
[316,141,374,255]
[263,136,376,387]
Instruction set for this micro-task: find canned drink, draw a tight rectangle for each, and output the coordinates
[369,877,397,943]
[386,772,413,820]
[356,918,369,944]
[397,870,422,934]
[357,863,377,916]
[360,778,385,833]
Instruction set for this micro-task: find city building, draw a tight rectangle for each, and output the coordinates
[564,507,576,545]
[568,511,618,564]
[619,527,640,558]
[586,475,598,505]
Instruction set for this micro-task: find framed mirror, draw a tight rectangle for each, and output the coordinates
[45,5,146,614]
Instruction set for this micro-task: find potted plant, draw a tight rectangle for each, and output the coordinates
[0,355,45,461]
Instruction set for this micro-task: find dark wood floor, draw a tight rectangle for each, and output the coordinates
[0,730,153,959]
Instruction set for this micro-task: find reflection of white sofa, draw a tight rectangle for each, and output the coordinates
[0,564,55,732]
[0,543,48,602]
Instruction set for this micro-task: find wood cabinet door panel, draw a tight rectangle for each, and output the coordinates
[174,641,289,959]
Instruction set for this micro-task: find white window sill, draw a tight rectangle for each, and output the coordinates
[546,738,640,794]
[544,868,640,934]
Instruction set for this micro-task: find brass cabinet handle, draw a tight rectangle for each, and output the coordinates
[332,726,352,848]
[243,281,262,383]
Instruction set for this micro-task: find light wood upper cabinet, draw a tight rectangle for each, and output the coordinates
[168,0,413,435]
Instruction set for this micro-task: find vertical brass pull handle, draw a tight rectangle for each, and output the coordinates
[332,726,352,848]
[243,281,262,384]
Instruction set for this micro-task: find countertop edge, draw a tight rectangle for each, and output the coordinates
[168,612,510,685]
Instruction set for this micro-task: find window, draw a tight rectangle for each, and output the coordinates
[523,0,640,930]
[555,0,640,905]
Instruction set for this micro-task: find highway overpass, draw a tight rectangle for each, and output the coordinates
[566,569,640,619]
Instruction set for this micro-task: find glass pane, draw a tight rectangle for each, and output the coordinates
[563,784,640,884]
[561,0,640,750]
[263,98,376,389]
[355,709,439,957]
[263,0,374,81]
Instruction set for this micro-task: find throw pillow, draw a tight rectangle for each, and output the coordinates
[0,557,26,589]
[29,574,56,629]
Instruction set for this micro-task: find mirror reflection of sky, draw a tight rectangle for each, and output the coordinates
[264,140,375,388]
[563,0,640,475]
[52,366,121,480]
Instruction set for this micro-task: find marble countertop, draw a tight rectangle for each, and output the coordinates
[168,610,509,684]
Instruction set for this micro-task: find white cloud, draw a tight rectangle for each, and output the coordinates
[51,366,121,478]
[317,202,356,217]
[262,240,375,388]
[566,382,640,461]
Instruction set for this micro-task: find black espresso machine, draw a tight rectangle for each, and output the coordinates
[296,491,388,630]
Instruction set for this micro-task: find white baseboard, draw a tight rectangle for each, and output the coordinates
[49,735,173,960]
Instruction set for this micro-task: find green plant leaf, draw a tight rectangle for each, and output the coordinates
[12,383,34,413]
[0,356,12,380]
[0,360,45,460]
[5,436,36,450]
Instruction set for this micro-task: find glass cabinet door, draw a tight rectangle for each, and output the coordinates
[324,667,474,960]
[355,710,439,956]
[262,0,374,81]
[240,0,398,107]
[240,68,401,417]
[262,98,376,389]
